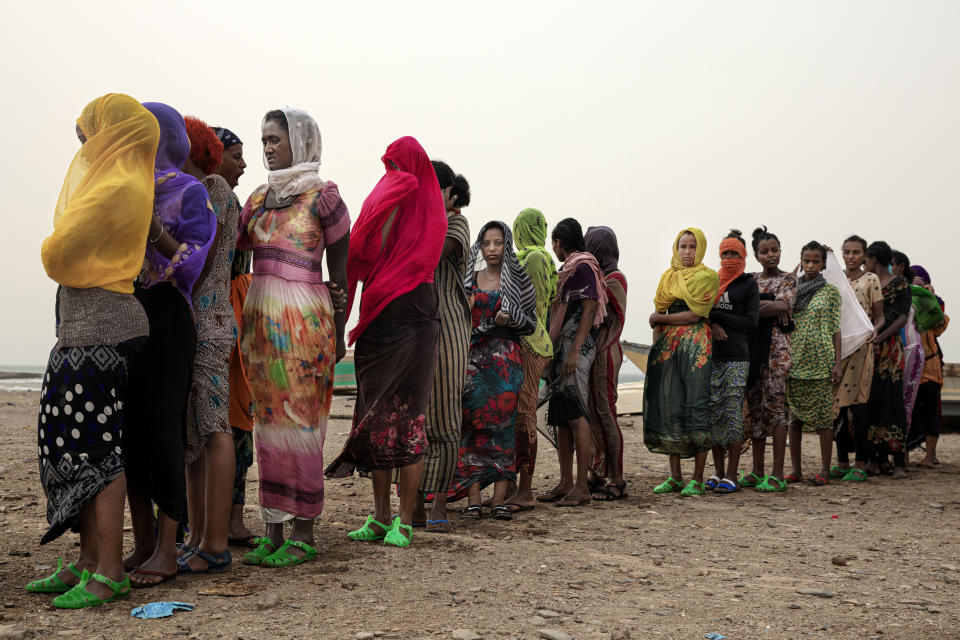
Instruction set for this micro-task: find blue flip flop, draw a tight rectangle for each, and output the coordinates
[176,548,232,574]
[425,519,451,533]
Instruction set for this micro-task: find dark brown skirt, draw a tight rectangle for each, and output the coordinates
[326,283,439,477]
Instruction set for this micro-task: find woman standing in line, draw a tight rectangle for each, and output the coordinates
[505,209,557,512]
[178,117,240,573]
[785,242,842,486]
[864,241,911,478]
[326,136,445,548]
[909,265,948,468]
[537,219,607,507]
[831,236,883,483]
[741,227,796,493]
[703,231,758,494]
[237,108,350,567]
[584,226,629,501]
[123,102,217,587]
[27,94,158,607]
[643,228,718,497]
[447,222,535,519]
[410,161,471,532]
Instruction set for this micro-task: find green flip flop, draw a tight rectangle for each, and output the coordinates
[653,477,682,494]
[829,465,848,479]
[680,479,705,497]
[241,537,277,566]
[756,474,788,493]
[26,557,82,593]
[383,517,413,548]
[260,540,318,568]
[347,515,391,542]
[52,570,130,609]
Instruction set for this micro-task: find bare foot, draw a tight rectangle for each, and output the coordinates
[917,458,935,469]
[505,489,536,510]
[227,518,256,543]
[123,548,152,573]
[536,483,573,503]
[129,552,177,588]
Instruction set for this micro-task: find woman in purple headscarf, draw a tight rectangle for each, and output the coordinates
[122,102,217,587]
[908,264,948,468]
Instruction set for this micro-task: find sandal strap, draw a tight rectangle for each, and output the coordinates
[283,540,318,558]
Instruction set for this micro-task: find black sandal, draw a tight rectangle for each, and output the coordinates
[593,482,628,501]
[460,505,482,519]
[491,505,513,521]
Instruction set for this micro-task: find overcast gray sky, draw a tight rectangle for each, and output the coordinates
[2,1,959,365]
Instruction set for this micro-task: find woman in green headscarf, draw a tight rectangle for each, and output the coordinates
[505,208,558,512]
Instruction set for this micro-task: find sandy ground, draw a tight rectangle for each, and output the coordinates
[0,387,958,640]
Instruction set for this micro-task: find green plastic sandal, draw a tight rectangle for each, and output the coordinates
[347,515,391,542]
[52,570,130,609]
[841,468,868,483]
[241,537,277,566]
[653,477,682,494]
[738,471,764,488]
[829,465,848,479]
[680,479,705,497]
[260,540,318,568]
[26,557,82,593]
[383,517,413,548]
[756,475,788,493]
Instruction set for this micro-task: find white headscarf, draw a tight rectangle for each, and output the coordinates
[264,106,325,199]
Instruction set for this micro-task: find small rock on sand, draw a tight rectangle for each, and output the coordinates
[0,625,29,640]
[796,588,833,598]
[257,592,281,610]
[538,631,574,640]
[451,630,482,640]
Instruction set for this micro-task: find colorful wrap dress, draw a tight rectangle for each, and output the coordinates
[588,270,628,477]
[237,182,350,522]
[787,283,841,432]
[868,276,912,453]
[447,281,525,500]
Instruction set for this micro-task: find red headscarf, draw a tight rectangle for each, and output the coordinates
[346,136,447,345]
[715,237,746,301]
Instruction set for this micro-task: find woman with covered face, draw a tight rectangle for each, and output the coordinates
[447,221,536,520]
[237,108,350,568]
[643,228,718,497]
[326,136,445,548]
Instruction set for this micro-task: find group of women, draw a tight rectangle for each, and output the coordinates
[28,93,631,609]
[643,226,948,498]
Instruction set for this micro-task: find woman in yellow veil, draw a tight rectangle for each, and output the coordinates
[642,228,719,497]
[28,94,159,608]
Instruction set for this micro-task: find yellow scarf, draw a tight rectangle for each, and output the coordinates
[653,227,719,317]
[41,94,159,294]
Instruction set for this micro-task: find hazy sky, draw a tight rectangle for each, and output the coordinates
[3,1,959,365]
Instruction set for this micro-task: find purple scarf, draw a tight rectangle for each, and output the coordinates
[585,225,620,274]
[912,264,945,308]
[141,102,216,304]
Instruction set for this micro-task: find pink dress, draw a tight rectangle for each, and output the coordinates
[237,183,350,522]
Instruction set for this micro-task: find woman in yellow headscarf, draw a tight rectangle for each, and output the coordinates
[29,94,159,609]
[643,228,719,497]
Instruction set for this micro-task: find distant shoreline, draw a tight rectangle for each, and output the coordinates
[0,372,42,380]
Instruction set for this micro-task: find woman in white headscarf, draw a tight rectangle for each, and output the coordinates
[235,108,351,568]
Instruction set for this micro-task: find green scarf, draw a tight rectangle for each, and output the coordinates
[513,208,558,356]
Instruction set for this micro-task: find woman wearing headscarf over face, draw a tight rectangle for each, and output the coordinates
[446,221,536,520]
[213,126,257,546]
[123,102,217,587]
[703,231,758,494]
[583,225,629,501]
[236,108,350,569]
[326,136,446,548]
[908,265,948,468]
[537,218,608,508]
[176,117,240,574]
[27,94,157,608]
[407,161,471,532]
[643,228,718,497]
[504,208,557,513]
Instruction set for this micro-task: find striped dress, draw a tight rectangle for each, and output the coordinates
[416,213,471,493]
[588,270,628,478]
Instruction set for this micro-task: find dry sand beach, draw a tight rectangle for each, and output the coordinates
[0,388,958,640]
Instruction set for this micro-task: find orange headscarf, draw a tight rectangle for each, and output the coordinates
[715,237,747,301]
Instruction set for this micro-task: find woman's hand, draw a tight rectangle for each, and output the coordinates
[325,281,347,313]
[649,312,661,328]
[562,350,578,376]
[336,338,346,363]
[831,363,843,384]
[495,311,509,326]
[713,324,728,341]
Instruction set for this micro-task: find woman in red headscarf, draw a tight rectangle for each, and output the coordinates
[703,231,758,494]
[326,136,446,548]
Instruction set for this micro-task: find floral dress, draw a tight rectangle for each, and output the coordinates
[787,284,841,432]
[642,301,713,458]
[743,272,797,439]
[447,282,525,501]
[868,276,911,451]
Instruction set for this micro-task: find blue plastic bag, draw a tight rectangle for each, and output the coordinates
[705,634,726,640]
[131,601,195,619]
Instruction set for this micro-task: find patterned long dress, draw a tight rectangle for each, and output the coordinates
[902,306,925,433]
[643,301,713,457]
[237,182,350,522]
[786,284,842,432]
[184,175,239,463]
[833,272,881,418]
[743,272,797,439]
[867,276,912,453]
[447,282,525,501]
[588,270,627,478]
